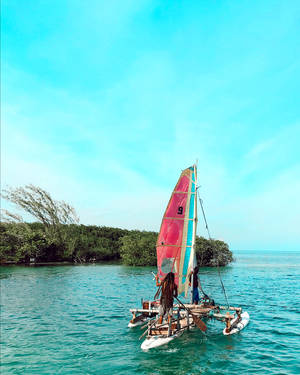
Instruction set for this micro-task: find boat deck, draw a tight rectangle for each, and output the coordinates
[150,317,190,336]
[130,301,244,340]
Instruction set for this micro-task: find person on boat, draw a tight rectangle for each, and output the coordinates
[189,266,214,306]
[155,272,178,324]
[189,266,200,305]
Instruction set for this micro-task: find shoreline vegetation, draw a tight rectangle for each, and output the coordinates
[0,184,233,267]
[0,223,233,267]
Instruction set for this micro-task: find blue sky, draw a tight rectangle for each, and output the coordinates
[2,0,300,251]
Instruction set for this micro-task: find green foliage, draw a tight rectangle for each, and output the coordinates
[0,223,130,264]
[0,184,233,267]
[63,225,129,263]
[195,236,233,267]
[0,223,48,263]
[120,231,157,266]
[1,184,79,260]
[0,223,233,267]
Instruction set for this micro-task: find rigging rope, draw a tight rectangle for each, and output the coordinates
[197,189,230,308]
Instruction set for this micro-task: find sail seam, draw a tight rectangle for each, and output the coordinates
[158,244,193,247]
[164,217,194,221]
[173,190,196,194]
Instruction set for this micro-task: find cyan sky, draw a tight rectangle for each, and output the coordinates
[2,0,300,250]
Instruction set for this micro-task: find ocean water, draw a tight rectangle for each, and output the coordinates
[1,251,300,375]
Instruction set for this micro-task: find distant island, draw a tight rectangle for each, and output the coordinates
[0,223,233,267]
[0,185,233,267]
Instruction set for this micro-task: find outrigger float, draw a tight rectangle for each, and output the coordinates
[128,165,249,350]
[130,300,249,350]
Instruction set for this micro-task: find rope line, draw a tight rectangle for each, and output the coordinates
[197,189,230,308]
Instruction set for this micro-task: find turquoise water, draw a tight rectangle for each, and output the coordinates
[1,251,300,374]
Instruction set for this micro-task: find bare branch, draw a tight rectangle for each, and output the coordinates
[1,185,79,226]
[0,209,24,223]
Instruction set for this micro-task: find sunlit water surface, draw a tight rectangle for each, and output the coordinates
[1,251,300,374]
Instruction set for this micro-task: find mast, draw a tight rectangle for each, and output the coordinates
[189,164,198,302]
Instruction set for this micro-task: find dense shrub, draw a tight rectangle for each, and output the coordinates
[120,231,157,266]
[195,236,233,266]
[0,223,233,267]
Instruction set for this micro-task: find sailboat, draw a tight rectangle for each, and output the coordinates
[129,165,249,350]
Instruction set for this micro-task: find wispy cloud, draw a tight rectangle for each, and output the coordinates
[2,0,300,250]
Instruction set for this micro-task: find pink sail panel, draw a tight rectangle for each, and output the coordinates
[176,175,190,192]
[156,245,181,286]
[157,219,184,247]
[156,167,194,287]
[165,193,188,218]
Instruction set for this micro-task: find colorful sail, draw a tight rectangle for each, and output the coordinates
[156,165,197,296]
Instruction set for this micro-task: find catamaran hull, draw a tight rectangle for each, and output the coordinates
[223,311,250,335]
[128,319,148,328]
[141,331,183,350]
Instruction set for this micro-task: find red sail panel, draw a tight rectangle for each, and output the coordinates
[156,169,192,286]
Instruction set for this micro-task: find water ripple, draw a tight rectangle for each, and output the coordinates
[1,252,300,374]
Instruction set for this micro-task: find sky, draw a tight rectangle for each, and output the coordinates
[2,0,300,251]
